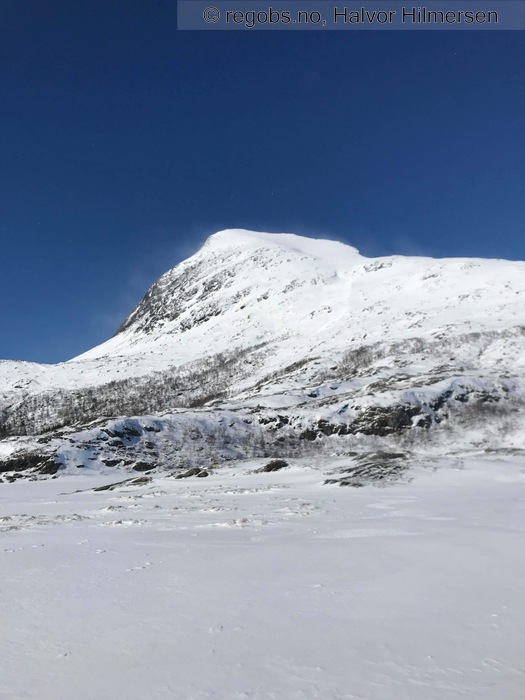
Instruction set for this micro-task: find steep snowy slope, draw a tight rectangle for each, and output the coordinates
[1,229,524,476]
[2,229,525,391]
[71,228,525,378]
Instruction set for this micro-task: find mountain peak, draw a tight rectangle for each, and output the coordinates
[106,229,362,343]
[200,229,363,266]
[67,228,525,381]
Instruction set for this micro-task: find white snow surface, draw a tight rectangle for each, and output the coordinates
[2,455,525,699]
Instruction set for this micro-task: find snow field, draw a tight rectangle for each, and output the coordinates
[1,455,525,699]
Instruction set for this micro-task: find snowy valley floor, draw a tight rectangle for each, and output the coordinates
[1,455,525,700]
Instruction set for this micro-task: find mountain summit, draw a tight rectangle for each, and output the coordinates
[78,229,364,360]
[75,228,524,370]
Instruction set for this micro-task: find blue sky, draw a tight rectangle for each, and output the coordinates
[1,0,524,363]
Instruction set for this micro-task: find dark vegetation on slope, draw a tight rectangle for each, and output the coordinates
[0,345,268,437]
[0,329,523,455]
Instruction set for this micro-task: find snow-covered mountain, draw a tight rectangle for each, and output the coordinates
[1,229,524,479]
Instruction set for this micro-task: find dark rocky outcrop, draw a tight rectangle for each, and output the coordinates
[255,459,289,473]
[132,461,155,472]
[0,453,61,475]
[300,404,430,441]
[351,405,431,436]
[172,467,210,479]
[93,476,152,492]
[324,451,409,487]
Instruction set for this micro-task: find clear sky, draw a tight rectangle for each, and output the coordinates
[1,0,524,363]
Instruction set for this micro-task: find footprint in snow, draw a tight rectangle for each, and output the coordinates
[126,562,153,572]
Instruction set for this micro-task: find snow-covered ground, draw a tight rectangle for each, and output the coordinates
[2,455,525,700]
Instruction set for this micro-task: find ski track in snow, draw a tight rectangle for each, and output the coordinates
[1,456,525,700]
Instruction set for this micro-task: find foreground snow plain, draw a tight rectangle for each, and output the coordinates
[2,455,525,700]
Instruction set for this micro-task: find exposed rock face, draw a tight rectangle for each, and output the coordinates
[0,453,60,475]
[324,452,409,487]
[114,257,214,336]
[254,459,289,473]
[299,405,430,440]
[173,467,210,479]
